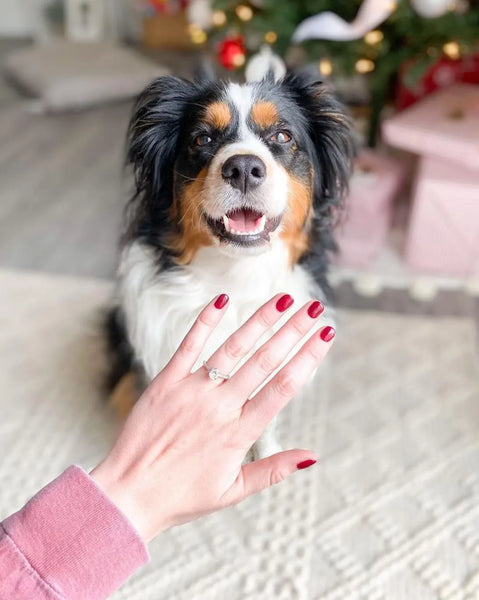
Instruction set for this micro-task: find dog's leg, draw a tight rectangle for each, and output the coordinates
[252,416,282,460]
[109,372,140,420]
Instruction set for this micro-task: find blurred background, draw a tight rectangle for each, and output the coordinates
[1,1,479,599]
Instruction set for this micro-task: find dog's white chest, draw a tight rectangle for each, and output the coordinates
[118,242,325,379]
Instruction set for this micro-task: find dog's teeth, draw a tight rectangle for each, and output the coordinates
[258,215,266,232]
[223,215,230,232]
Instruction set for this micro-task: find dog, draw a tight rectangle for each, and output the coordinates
[106,72,355,459]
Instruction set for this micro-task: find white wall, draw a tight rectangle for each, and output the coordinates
[0,0,45,37]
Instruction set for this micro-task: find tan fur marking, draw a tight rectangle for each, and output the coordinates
[169,167,213,264]
[251,101,279,129]
[110,372,138,420]
[204,102,231,130]
[280,174,313,265]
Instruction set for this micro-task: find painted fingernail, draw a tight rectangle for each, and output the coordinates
[307,300,324,319]
[276,294,294,313]
[297,459,317,470]
[320,326,335,342]
[214,294,229,309]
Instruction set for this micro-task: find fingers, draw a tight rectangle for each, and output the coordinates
[241,325,335,435]
[165,294,229,380]
[226,300,325,400]
[205,293,295,380]
[221,450,317,506]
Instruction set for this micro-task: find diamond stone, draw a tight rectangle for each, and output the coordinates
[209,368,218,380]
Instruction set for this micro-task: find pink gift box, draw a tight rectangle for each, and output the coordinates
[334,150,404,267]
[383,84,479,275]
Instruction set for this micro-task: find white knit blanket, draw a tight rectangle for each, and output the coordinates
[1,269,478,600]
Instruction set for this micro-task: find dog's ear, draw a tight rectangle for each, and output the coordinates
[127,76,196,201]
[282,73,356,206]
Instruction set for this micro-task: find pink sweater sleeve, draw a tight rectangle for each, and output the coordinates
[0,465,149,600]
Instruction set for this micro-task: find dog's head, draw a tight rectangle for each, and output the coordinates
[126,74,355,265]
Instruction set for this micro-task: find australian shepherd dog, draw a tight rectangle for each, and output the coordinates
[106,72,355,459]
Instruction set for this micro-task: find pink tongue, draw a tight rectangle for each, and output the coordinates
[227,209,262,233]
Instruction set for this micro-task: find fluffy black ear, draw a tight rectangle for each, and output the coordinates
[282,73,356,206]
[126,76,196,203]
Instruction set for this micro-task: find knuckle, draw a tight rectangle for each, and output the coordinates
[224,336,245,360]
[274,372,296,397]
[256,308,275,330]
[178,334,200,356]
[198,310,217,328]
[269,469,287,487]
[255,348,277,374]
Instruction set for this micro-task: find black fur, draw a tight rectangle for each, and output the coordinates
[105,73,355,392]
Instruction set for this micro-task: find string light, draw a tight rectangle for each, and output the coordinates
[364,30,384,45]
[188,24,207,44]
[235,4,253,21]
[232,53,246,67]
[212,10,227,26]
[355,58,375,73]
[318,59,333,76]
[443,41,461,59]
[264,31,278,44]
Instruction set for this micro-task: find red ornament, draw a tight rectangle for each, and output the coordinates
[217,36,246,70]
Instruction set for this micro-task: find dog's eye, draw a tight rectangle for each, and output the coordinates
[195,134,213,146]
[270,131,292,144]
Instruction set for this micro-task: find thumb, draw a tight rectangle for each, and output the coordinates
[224,450,317,505]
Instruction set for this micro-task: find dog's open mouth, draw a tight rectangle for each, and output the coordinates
[205,208,282,246]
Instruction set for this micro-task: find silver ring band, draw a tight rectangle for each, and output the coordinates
[203,360,230,381]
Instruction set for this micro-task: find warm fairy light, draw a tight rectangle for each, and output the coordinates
[264,30,278,44]
[318,58,333,76]
[355,58,375,73]
[364,30,384,45]
[235,4,253,21]
[232,53,246,67]
[443,41,461,59]
[212,10,227,26]
[189,26,207,44]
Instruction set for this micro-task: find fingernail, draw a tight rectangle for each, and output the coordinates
[214,294,229,309]
[297,459,317,470]
[307,300,324,319]
[320,326,335,342]
[276,294,294,313]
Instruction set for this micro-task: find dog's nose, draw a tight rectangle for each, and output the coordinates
[221,154,266,193]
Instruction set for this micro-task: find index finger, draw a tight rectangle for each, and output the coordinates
[164,293,229,380]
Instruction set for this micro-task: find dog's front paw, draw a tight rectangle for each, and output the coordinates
[252,440,283,461]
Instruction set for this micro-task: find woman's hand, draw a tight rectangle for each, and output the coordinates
[90,293,335,543]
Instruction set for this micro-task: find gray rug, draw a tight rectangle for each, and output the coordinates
[1,268,479,600]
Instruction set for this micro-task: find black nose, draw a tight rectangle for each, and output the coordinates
[221,154,266,193]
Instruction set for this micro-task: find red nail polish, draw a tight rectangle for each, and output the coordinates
[320,326,335,342]
[276,294,294,312]
[307,300,324,319]
[297,459,316,470]
[214,294,229,309]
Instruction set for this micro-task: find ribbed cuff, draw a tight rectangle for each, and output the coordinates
[3,465,149,600]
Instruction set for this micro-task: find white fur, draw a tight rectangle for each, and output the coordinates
[117,239,331,458]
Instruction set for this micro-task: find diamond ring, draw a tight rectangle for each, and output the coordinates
[203,360,231,381]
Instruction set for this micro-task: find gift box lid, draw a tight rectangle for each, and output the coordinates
[382,84,479,171]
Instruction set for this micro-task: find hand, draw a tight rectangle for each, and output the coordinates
[90,293,335,543]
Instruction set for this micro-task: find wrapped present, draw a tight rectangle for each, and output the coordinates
[383,84,479,276]
[334,150,405,267]
[396,53,479,111]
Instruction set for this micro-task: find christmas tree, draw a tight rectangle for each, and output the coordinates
[202,0,479,144]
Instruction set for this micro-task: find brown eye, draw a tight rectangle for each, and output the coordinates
[270,131,292,144]
[195,134,213,146]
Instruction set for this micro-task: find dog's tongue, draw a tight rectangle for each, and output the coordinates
[227,209,263,233]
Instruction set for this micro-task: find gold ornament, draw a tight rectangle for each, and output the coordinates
[264,31,278,44]
[443,41,461,59]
